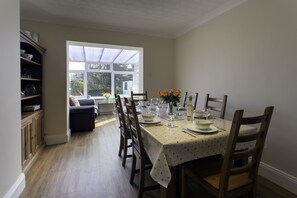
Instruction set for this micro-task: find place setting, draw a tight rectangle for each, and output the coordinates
[139,112,163,127]
[184,119,219,135]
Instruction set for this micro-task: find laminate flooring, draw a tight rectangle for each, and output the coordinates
[20,115,296,198]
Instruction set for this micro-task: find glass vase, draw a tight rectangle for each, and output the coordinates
[167,102,174,115]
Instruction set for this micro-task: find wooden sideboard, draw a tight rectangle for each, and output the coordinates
[21,110,44,173]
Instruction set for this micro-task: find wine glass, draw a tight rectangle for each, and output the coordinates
[146,101,151,112]
[176,102,183,116]
[204,108,211,119]
[151,98,160,115]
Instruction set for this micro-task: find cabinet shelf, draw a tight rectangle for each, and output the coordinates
[21,57,41,66]
[21,94,41,100]
[20,31,46,174]
[21,77,41,81]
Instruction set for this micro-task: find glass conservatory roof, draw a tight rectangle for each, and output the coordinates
[69,45,139,64]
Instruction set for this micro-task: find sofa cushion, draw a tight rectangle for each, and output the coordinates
[69,95,80,106]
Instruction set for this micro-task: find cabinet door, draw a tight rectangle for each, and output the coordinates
[21,119,33,166]
[33,112,44,150]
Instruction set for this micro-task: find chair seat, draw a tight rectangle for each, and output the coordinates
[185,155,252,191]
[204,173,253,191]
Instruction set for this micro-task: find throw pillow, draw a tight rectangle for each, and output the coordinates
[69,95,80,106]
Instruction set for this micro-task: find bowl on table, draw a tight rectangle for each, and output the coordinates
[194,109,210,119]
[142,113,155,122]
[194,109,204,116]
[195,119,213,130]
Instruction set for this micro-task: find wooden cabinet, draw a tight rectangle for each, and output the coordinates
[20,31,46,173]
[21,110,44,173]
[20,31,45,111]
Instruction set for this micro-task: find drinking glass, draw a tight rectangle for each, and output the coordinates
[167,106,176,128]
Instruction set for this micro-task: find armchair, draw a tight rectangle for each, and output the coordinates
[69,98,98,132]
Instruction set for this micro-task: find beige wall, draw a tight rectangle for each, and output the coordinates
[0,0,24,197]
[175,0,297,180]
[21,20,174,143]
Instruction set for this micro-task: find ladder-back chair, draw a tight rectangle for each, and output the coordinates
[182,106,274,198]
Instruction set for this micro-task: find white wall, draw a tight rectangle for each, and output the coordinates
[175,0,297,193]
[0,0,25,197]
[20,20,174,145]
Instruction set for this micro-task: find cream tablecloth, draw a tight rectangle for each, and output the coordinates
[140,117,256,188]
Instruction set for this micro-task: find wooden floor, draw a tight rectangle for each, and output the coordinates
[20,115,296,198]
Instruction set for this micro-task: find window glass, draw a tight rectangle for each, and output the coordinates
[68,43,142,98]
[114,74,133,95]
[87,72,111,96]
[113,64,134,71]
[69,73,84,96]
[69,62,85,70]
[87,63,110,70]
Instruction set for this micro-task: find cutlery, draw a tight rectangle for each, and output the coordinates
[182,130,196,137]
[141,123,163,127]
[215,126,226,131]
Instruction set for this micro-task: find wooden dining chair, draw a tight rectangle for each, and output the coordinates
[131,91,148,102]
[125,99,160,198]
[182,92,198,110]
[181,106,274,198]
[204,94,228,119]
[115,95,132,167]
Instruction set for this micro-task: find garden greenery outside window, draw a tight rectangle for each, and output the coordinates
[67,41,143,99]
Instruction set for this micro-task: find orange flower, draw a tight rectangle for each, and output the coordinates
[160,90,169,96]
[160,88,181,106]
[173,89,181,96]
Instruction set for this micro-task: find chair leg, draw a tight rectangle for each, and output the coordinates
[122,137,128,167]
[181,166,188,198]
[118,134,124,157]
[138,158,145,198]
[130,154,136,184]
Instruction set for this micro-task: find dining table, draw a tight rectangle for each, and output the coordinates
[138,108,257,198]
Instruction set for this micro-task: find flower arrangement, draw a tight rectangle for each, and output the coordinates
[102,92,111,98]
[159,89,181,106]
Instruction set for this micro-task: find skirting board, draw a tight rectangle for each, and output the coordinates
[44,130,71,145]
[4,173,25,198]
[259,162,297,195]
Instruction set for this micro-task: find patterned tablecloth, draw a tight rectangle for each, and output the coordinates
[140,117,257,188]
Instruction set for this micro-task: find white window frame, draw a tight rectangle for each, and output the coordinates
[66,41,143,99]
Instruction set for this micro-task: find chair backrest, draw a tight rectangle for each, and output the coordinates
[131,91,148,102]
[183,92,198,110]
[204,94,227,119]
[115,95,126,133]
[219,106,274,197]
[125,99,146,157]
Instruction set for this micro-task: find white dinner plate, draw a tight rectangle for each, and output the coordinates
[186,124,218,134]
[139,119,161,124]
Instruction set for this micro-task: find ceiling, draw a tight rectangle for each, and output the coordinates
[69,44,139,64]
[20,0,246,38]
